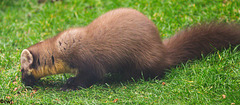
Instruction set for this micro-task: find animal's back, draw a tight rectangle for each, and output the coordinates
[57,8,169,78]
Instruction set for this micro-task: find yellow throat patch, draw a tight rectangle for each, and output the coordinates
[30,59,78,79]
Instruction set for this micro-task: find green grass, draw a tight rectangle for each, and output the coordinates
[1,0,240,104]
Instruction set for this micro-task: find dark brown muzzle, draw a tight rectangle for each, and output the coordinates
[21,71,37,86]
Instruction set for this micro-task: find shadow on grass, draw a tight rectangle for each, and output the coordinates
[27,72,166,91]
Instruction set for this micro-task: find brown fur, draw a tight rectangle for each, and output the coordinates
[20,8,240,90]
[164,23,240,66]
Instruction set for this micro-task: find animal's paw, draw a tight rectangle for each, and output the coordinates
[60,84,79,91]
[60,77,86,91]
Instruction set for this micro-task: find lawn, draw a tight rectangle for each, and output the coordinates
[0,0,240,104]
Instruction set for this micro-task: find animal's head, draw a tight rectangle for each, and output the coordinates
[20,49,37,86]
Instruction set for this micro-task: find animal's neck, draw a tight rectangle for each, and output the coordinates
[28,40,78,79]
[31,59,78,79]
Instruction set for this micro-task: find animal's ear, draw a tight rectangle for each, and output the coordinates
[21,49,33,68]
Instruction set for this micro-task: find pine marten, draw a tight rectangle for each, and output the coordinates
[20,8,240,90]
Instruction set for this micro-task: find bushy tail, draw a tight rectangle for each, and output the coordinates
[163,23,240,66]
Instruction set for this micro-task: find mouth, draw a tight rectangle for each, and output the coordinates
[22,74,38,86]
